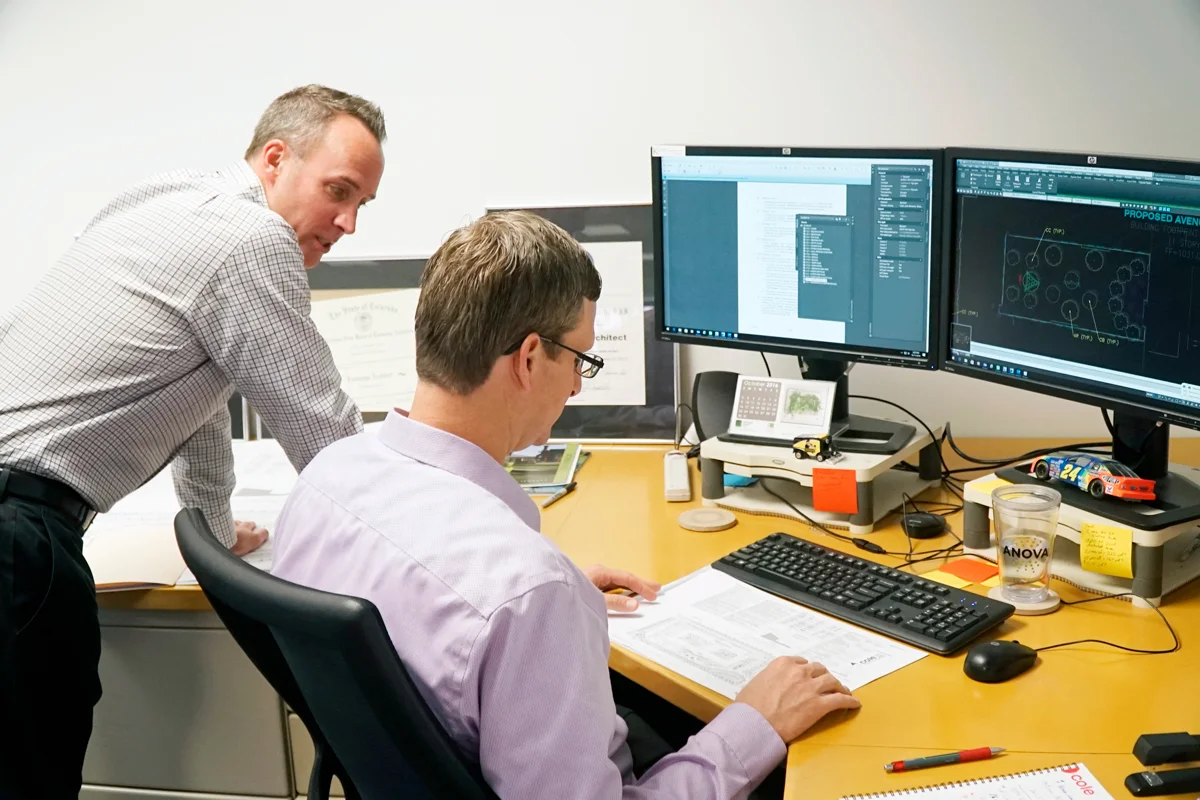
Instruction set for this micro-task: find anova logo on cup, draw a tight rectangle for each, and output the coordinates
[1001,543,1050,560]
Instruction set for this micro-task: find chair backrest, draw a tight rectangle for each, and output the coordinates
[174,508,498,800]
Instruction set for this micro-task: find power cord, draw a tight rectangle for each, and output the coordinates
[760,352,772,378]
[759,479,962,567]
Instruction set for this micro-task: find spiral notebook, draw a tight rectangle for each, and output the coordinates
[840,762,1114,799]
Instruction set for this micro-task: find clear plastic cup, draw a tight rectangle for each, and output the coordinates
[992,484,1061,603]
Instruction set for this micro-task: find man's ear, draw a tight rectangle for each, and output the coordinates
[259,139,288,185]
[509,333,541,391]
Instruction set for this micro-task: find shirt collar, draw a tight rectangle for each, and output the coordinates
[226,161,269,208]
[376,411,541,531]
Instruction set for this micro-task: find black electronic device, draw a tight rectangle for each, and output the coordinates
[962,640,1038,683]
[654,146,944,454]
[713,532,1014,655]
[690,371,740,442]
[1125,766,1200,796]
[942,148,1200,526]
[1134,732,1200,766]
[901,511,946,539]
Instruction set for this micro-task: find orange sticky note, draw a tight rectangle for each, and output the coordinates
[940,558,1000,584]
[812,468,858,514]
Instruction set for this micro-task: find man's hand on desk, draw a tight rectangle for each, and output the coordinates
[232,520,269,556]
[583,564,662,612]
[735,656,861,743]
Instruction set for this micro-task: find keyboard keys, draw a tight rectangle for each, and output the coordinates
[711,532,1012,654]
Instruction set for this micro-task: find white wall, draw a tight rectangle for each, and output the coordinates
[3,0,1199,436]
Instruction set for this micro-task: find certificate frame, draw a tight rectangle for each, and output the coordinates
[485,203,679,443]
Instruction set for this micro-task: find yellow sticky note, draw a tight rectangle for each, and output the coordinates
[922,569,973,589]
[981,574,1003,588]
[1080,522,1134,579]
[968,477,1012,498]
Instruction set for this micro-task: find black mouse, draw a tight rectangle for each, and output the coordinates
[963,640,1038,683]
[901,511,946,539]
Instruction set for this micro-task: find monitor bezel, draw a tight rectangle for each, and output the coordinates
[939,146,1200,433]
[651,145,945,371]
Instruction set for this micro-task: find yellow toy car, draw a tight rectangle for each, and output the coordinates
[792,434,838,462]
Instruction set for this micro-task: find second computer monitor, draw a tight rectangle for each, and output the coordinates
[653,146,942,369]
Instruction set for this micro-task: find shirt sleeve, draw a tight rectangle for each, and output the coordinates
[186,219,363,473]
[469,580,785,799]
[171,403,238,547]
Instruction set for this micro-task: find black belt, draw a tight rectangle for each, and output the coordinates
[0,467,97,531]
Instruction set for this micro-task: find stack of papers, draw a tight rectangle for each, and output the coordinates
[608,567,926,699]
[83,439,298,590]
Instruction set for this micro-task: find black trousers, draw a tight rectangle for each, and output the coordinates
[0,497,102,799]
[611,670,785,799]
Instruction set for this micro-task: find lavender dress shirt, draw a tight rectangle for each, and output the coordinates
[271,411,786,799]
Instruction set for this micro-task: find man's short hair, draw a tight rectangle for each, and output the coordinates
[244,84,387,159]
[415,211,603,395]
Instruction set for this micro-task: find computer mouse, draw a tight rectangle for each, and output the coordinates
[963,640,1038,683]
[901,511,946,539]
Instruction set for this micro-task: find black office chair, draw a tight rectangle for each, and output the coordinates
[173,509,358,799]
[174,508,499,800]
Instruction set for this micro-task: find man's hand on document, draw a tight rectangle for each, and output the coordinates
[232,519,269,556]
[584,564,662,612]
[735,656,861,742]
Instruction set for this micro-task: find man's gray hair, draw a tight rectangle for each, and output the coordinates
[244,84,386,159]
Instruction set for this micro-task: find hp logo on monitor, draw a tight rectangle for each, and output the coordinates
[1087,156,1097,164]
[782,147,791,155]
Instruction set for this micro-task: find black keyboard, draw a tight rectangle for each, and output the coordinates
[713,532,1014,655]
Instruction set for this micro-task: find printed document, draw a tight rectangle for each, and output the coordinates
[608,567,925,699]
[311,289,419,412]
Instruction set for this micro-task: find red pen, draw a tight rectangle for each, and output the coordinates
[885,747,1004,773]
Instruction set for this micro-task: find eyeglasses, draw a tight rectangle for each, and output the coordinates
[503,334,604,379]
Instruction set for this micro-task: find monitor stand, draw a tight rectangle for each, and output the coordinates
[996,409,1200,529]
[802,356,914,456]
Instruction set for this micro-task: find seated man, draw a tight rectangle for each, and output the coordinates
[270,210,860,798]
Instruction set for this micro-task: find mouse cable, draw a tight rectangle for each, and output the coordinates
[760,352,772,378]
[1033,592,1180,656]
[760,479,961,567]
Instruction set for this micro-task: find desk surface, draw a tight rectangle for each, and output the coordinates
[101,438,1200,799]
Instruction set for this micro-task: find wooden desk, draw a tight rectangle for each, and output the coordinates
[99,438,1200,799]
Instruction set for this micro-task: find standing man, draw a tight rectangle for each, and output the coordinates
[0,84,385,797]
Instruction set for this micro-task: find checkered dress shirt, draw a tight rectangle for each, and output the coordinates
[0,162,362,546]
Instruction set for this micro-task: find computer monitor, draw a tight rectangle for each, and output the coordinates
[943,148,1200,508]
[652,146,944,453]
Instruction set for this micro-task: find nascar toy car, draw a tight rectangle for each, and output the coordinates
[1029,453,1156,501]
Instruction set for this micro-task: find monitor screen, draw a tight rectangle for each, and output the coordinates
[653,147,941,368]
[944,149,1200,430]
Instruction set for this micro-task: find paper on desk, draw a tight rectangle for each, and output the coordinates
[176,537,276,586]
[311,289,419,412]
[608,567,925,700]
[84,469,185,590]
[84,441,296,590]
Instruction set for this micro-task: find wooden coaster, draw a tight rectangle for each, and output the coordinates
[987,586,1061,615]
[678,508,737,532]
